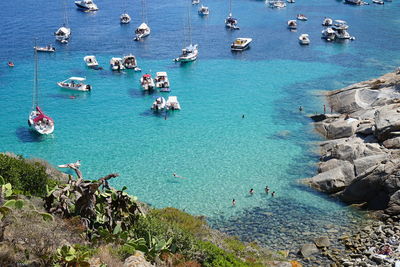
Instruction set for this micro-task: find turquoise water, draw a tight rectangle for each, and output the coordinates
[1,0,400,249]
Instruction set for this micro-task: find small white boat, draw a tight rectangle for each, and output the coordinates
[225,14,239,30]
[154,72,170,89]
[110,57,125,71]
[122,54,141,71]
[34,45,56,52]
[321,27,336,41]
[151,97,166,111]
[287,0,295,3]
[141,74,155,91]
[198,5,209,16]
[299,34,310,45]
[120,13,131,24]
[134,22,151,41]
[55,26,71,43]
[231,38,252,51]
[372,0,384,4]
[267,0,286,8]
[57,77,92,92]
[322,17,333,26]
[287,20,297,30]
[332,20,352,39]
[166,96,181,110]
[75,0,98,11]
[297,14,308,21]
[83,55,99,67]
[174,44,199,63]
[345,0,368,5]
[192,0,200,4]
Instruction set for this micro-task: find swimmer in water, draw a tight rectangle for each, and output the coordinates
[232,199,236,206]
[265,186,270,194]
[249,188,254,195]
[173,173,186,179]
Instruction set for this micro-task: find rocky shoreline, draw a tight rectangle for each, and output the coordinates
[300,70,400,265]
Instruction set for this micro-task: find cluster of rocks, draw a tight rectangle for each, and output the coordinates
[302,70,400,216]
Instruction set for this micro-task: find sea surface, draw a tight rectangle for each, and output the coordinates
[1,0,399,252]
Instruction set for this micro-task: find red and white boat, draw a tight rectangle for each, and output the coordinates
[28,47,54,135]
[140,74,155,91]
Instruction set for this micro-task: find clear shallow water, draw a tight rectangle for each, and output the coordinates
[1,0,400,250]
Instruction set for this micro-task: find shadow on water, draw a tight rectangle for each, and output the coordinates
[139,109,167,118]
[128,88,158,98]
[16,127,45,143]
[47,93,88,100]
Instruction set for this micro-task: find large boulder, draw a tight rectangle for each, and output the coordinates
[353,154,387,176]
[386,190,400,215]
[299,243,319,258]
[374,104,400,141]
[383,137,400,149]
[314,236,331,248]
[325,118,359,139]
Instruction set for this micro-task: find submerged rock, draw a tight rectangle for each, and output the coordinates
[299,243,319,258]
[314,236,331,248]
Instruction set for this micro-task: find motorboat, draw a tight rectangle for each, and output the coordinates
[297,14,308,21]
[166,96,181,110]
[110,57,125,71]
[57,77,91,92]
[28,44,54,135]
[134,23,151,41]
[154,72,170,89]
[231,38,252,51]
[122,54,141,71]
[83,55,99,68]
[345,0,368,5]
[55,26,71,44]
[298,34,310,45]
[372,0,384,4]
[34,45,56,52]
[225,14,239,30]
[74,0,98,11]
[287,0,295,3]
[287,20,297,30]
[7,61,14,67]
[141,74,155,91]
[321,27,336,41]
[120,13,131,24]
[174,44,199,63]
[332,20,352,39]
[198,5,209,16]
[269,0,286,8]
[151,97,166,111]
[192,0,200,4]
[322,17,333,26]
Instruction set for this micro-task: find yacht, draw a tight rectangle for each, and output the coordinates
[34,45,56,52]
[151,97,166,111]
[322,17,333,26]
[175,44,199,62]
[332,20,352,39]
[321,27,336,41]
[57,77,91,92]
[166,96,181,110]
[83,55,99,68]
[110,57,125,71]
[297,14,308,21]
[141,74,155,91]
[198,5,209,15]
[225,14,239,30]
[55,26,71,44]
[192,0,200,4]
[75,0,98,11]
[287,20,297,30]
[134,23,151,41]
[345,0,368,5]
[298,34,310,45]
[271,0,286,8]
[372,0,384,4]
[122,54,141,71]
[154,72,170,89]
[231,38,252,51]
[120,13,131,24]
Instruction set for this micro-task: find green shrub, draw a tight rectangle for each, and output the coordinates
[197,241,251,267]
[0,154,54,196]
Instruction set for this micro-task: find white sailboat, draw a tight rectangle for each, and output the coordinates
[174,0,199,63]
[225,0,239,30]
[28,43,55,135]
[134,0,150,41]
[55,0,71,44]
[120,0,131,24]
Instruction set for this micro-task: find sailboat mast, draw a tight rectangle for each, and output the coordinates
[33,40,39,109]
[229,0,232,15]
[188,0,192,45]
[63,0,68,26]
[141,0,145,22]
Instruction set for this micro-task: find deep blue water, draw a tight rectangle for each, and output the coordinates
[0,0,399,250]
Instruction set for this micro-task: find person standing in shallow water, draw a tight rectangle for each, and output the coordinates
[265,186,270,194]
[271,191,275,197]
[232,199,236,206]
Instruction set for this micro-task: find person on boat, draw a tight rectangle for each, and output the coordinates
[249,188,254,195]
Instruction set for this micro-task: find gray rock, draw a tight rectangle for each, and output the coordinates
[386,190,400,215]
[314,236,331,248]
[374,104,400,141]
[353,154,386,176]
[325,118,359,139]
[383,136,400,148]
[300,243,319,257]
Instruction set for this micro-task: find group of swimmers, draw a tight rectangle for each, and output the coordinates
[232,186,276,206]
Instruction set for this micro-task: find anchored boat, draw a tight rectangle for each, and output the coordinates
[57,77,91,92]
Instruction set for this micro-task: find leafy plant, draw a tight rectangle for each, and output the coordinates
[55,244,93,267]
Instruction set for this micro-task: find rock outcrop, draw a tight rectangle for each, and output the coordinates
[302,70,400,216]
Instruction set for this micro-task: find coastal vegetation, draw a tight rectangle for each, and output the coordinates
[0,153,293,266]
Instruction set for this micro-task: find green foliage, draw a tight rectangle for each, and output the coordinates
[197,241,252,267]
[55,244,94,267]
[0,154,55,196]
[224,237,247,254]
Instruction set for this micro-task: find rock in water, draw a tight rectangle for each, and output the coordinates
[299,243,319,257]
[314,236,331,248]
